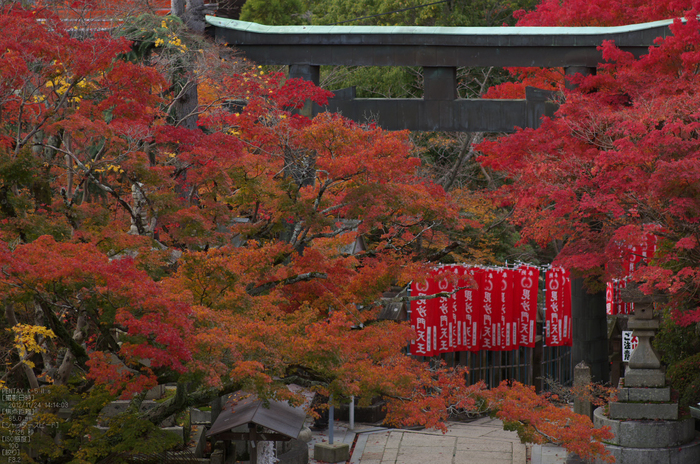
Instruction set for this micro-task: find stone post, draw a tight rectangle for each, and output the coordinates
[211,395,222,425]
[573,361,592,421]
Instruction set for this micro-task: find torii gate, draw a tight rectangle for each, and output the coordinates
[205,16,673,132]
[204,16,676,383]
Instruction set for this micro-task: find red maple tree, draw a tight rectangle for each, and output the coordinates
[480,3,700,323]
[484,0,700,99]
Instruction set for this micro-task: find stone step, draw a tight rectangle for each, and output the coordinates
[616,386,670,402]
[608,402,678,420]
[594,407,695,448]
[623,368,666,388]
[599,435,700,464]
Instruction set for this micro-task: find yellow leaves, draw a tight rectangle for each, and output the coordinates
[154,20,187,53]
[9,324,56,368]
[93,164,124,174]
[168,36,187,52]
[75,79,91,90]
[47,76,72,95]
[44,74,95,103]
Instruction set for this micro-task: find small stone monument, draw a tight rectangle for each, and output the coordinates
[573,361,593,421]
[594,283,700,463]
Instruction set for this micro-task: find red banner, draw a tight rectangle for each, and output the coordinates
[481,269,496,350]
[562,269,572,345]
[411,263,552,354]
[435,267,454,353]
[607,230,659,315]
[607,278,635,316]
[493,269,515,350]
[449,265,464,351]
[617,280,628,315]
[446,265,461,352]
[545,267,572,347]
[434,268,454,354]
[410,277,436,356]
[515,265,539,347]
[464,267,483,351]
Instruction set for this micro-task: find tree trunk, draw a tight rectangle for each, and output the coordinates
[170,0,203,130]
[171,0,186,17]
[185,0,206,33]
[34,301,54,380]
[170,79,199,130]
[55,311,87,386]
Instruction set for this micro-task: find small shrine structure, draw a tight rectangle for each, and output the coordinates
[207,392,306,464]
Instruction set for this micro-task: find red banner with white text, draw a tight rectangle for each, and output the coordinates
[410,277,435,356]
[481,268,497,351]
[545,267,572,347]
[464,267,483,351]
[515,265,539,347]
[411,264,569,354]
[607,231,659,315]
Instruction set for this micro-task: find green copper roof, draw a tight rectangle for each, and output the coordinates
[205,15,677,37]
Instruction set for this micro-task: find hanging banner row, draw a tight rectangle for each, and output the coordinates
[606,233,658,315]
[410,265,572,357]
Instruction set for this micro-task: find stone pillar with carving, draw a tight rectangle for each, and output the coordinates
[593,283,700,463]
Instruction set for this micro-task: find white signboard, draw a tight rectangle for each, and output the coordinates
[622,330,638,363]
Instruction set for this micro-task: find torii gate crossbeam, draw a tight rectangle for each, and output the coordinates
[205,16,674,132]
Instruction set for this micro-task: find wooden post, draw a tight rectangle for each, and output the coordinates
[328,394,334,445]
[349,396,355,431]
[249,423,257,464]
[533,332,543,393]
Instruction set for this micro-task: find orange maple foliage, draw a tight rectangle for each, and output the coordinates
[0,3,612,462]
[487,382,614,463]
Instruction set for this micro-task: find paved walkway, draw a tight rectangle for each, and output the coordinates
[307,417,572,464]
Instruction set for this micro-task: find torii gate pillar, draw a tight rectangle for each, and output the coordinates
[571,278,609,384]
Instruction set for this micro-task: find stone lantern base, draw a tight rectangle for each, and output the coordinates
[594,407,700,464]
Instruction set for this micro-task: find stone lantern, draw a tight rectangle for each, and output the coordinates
[593,283,700,463]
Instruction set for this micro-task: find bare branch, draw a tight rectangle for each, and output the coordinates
[246,272,328,297]
[384,285,476,303]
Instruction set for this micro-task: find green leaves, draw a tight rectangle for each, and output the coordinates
[241,0,306,25]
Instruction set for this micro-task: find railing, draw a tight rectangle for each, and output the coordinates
[541,344,574,389]
[462,347,534,388]
[414,336,573,391]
